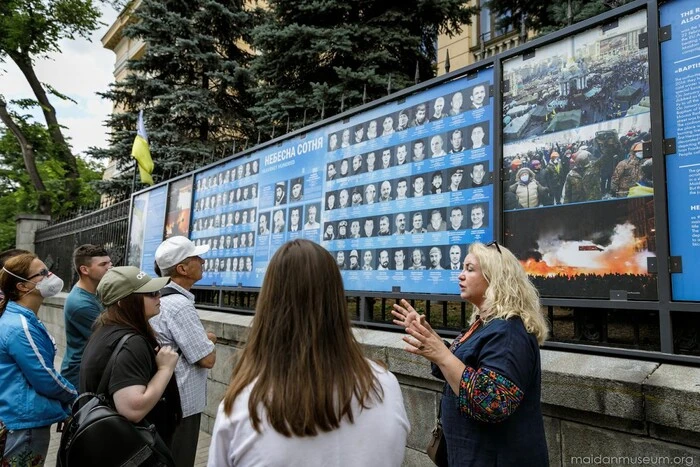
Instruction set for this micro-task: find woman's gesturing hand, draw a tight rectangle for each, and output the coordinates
[391,299,423,329]
[402,318,447,363]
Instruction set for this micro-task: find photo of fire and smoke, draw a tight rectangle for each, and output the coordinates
[504,197,657,300]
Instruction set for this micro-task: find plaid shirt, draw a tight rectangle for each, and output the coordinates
[150,282,215,418]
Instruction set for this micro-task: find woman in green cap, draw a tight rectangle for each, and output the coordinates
[80,266,182,450]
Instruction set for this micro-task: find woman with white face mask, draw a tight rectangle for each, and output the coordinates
[0,253,77,466]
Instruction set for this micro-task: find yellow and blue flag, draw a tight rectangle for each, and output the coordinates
[132,110,154,185]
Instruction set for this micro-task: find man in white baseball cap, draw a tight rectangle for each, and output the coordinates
[151,236,216,466]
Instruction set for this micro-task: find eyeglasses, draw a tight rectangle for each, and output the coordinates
[141,290,161,298]
[486,241,502,254]
[27,268,50,280]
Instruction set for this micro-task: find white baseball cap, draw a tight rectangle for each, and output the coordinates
[155,236,210,270]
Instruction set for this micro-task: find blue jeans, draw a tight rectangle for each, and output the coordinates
[2,426,51,466]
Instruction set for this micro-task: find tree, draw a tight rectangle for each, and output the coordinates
[0,121,103,249]
[249,0,477,137]
[0,0,108,209]
[90,0,256,197]
[485,0,635,38]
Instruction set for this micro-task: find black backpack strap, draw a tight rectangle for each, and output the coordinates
[97,333,135,396]
[159,287,185,298]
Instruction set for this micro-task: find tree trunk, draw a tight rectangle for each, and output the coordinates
[0,98,52,215]
[9,50,81,207]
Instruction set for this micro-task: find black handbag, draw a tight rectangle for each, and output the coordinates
[57,334,175,467]
[426,403,448,466]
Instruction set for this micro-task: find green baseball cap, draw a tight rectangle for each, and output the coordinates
[97,266,170,306]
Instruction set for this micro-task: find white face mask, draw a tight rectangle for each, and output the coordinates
[2,267,64,298]
[520,175,530,183]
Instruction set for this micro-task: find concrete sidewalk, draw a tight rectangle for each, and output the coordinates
[45,426,212,466]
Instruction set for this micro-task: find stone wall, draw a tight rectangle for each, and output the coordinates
[42,294,700,466]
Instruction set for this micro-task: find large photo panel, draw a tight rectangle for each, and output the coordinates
[127,185,167,277]
[660,0,700,301]
[186,67,495,293]
[501,9,657,299]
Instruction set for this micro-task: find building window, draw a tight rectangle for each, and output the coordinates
[479,2,515,44]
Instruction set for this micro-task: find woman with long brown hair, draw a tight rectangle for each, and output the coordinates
[209,239,409,466]
[80,266,181,453]
[0,253,76,465]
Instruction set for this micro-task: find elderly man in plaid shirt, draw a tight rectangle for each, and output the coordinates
[152,236,217,467]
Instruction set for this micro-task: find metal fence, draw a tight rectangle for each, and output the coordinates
[34,200,131,290]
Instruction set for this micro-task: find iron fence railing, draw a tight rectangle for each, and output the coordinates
[34,200,130,291]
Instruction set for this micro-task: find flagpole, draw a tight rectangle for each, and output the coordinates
[131,161,138,194]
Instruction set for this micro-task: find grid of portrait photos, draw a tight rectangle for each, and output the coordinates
[191,158,259,278]
[322,74,495,288]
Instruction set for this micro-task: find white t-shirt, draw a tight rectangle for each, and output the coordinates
[208,361,410,467]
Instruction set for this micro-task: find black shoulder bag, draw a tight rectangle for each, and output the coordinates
[57,333,175,467]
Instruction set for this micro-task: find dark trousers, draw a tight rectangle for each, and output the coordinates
[169,413,201,467]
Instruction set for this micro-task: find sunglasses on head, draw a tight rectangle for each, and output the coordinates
[486,241,502,254]
[27,268,50,280]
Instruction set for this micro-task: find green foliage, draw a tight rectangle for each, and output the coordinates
[250,0,478,136]
[90,0,256,197]
[0,0,100,60]
[0,122,102,249]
